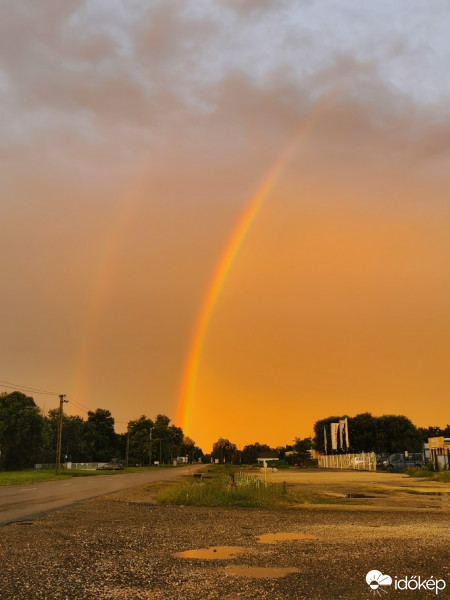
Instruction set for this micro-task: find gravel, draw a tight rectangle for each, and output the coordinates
[1,483,449,599]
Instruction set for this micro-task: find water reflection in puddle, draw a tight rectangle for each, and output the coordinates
[257,532,316,544]
[175,546,244,560]
[224,566,299,579]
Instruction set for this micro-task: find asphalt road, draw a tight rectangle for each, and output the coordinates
[0,466,202,526]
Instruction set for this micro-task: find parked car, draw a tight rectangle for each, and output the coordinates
[379,452,425,472]
[96,463,125,471]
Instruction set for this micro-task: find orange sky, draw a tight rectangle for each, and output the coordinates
[1,2,449,452]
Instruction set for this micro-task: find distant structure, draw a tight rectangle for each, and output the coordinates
[256,451,279,468]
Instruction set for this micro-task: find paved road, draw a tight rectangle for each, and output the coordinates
[0,466,202,526]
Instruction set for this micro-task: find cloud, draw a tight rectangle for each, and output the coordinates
[1,0,449,159]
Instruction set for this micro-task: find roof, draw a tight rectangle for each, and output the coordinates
[256,451,279,459]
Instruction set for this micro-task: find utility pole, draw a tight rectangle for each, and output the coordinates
[148,427,154,467]
[55,394,68,475]
[125,424,130,468]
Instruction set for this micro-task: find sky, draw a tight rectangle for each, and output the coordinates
[1,0,449,452]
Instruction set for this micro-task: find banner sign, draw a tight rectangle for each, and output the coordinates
[339,419,345,450]
[331,422,339,451]
[344,417,350,449]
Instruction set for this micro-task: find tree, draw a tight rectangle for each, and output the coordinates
[349,412,378,452]
[313,415,346,454]
[211,437,238,464]
[44,410,89,463]
[167,425,184,461]
[179,435,203,463]
[241,443,271,464]
[84,409,119,462]
[124,415,202,466]
[419,425,445,442]
[0,391,47,469]
[313,412,423,454]
[152,414,177,464]
[126,415,154,466]
[293,437,312,464]
[376,415,422,453]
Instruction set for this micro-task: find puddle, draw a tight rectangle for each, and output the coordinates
[257,532,316,544]
[175,546,244,560]
[345,493,375,498]
[224,566,299,579]
[411,491,448,496]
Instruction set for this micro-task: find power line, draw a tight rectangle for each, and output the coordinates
[66,397,92,415]
[66,397,129,424]
[0,379,60,397]
[1,381,135,432]
[1,383,133,428]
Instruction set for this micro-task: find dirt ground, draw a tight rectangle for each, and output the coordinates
[266,467,450,510]
[1,469,449,600]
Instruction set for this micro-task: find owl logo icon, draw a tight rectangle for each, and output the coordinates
[366,570,393,595]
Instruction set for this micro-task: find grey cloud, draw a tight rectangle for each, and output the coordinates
[0,0,449,179]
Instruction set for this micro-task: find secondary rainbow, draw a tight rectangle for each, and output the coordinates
[71,172,149,407]
[176,96,339,433]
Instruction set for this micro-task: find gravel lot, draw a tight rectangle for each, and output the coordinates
[1,472,449,600]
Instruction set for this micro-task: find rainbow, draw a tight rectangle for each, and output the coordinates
[176,95,339,433]
[71,177,147,407]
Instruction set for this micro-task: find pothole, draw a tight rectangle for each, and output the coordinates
[257,532,317,544]
[174,546,245,560]
[224,566,299,579]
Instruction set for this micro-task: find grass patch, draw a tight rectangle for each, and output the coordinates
[0,465,176,486]
[0,470,71,486]
[156,467,366,509]
[363,487,393,495]
[405,469,450,483]
[157,479,296,508]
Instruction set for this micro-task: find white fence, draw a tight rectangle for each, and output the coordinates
[35,462,104,470]
[318,452,376,471]
[66,462,104,470]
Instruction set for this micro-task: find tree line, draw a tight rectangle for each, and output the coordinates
[313,412,450,455]
[209,437,313,465]
[0,391,202,470]
[1,391,447,470]
[208,413,449,465]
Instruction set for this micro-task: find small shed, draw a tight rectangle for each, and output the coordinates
[257,451,279,468]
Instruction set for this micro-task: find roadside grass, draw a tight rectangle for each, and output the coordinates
[404,469,450,483]
[402,488,450,495]
[363,487,392,495]
[0,470,71,486]
[0,465,176,486]
[156,467,366,509]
